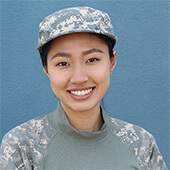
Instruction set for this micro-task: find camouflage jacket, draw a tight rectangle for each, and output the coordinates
[0,102,167,170]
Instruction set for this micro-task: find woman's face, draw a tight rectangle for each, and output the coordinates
[44,33,116,114]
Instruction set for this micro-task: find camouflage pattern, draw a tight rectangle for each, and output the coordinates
[0,102,167,170]
[0,116,56,170]
[111,118,167,170]
[37,6,117,54]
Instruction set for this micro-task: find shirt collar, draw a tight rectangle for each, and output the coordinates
[47,101,112,145]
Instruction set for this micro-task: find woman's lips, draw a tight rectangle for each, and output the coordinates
[67,87,95,100]
[70,88,93,96]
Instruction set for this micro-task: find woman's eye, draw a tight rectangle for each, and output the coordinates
[86,58,100,63]
[57,62,69,66]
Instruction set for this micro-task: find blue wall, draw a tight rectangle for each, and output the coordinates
[1,0,169,168]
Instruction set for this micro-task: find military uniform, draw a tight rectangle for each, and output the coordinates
[0,102,167,169]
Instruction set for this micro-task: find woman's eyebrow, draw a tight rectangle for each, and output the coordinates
[51,52,71,60]
[83,48,104,56]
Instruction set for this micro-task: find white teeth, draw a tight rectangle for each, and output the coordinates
[70,88,93,96]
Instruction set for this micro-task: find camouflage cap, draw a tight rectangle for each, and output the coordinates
[37,6,117,53]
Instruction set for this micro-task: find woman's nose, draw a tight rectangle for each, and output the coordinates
[70,65,89,84]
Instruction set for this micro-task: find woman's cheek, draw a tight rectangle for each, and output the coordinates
[53,75,68,86]
[92,67,110,82]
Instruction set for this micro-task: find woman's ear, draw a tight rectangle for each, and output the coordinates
[41,61,49,77]
[110,50,117,74]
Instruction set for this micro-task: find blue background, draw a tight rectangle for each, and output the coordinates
[0,0,169,168]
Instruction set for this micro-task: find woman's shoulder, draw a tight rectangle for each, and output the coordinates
[109,117,167,170]
[1,114,55,144]
[109,116,154,142]
[0,114,56,169]
[109,116,155,156]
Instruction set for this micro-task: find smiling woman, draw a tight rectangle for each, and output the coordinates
[43,33,116,124]
[0,6,167,170]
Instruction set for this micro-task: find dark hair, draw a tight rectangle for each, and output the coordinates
[96,34,116,59]
[40,33,116,67]
[40,40,53,67]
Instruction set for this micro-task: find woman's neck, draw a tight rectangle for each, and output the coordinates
[61,103,104,132]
